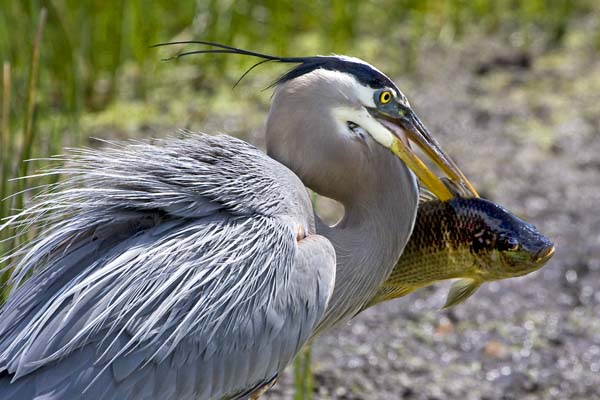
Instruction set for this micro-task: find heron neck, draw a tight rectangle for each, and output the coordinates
[313,150,418,334]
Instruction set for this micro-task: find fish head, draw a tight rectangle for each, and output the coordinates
[449,198,555,281]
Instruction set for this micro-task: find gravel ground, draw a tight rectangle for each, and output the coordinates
[265,32,600,400]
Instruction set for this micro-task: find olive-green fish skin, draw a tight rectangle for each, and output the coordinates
[369,197,554,307]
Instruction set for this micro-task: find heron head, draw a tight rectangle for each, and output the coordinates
[267,55,478,201]
[153,41,477,201]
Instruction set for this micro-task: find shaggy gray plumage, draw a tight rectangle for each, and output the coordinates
[0,53,425,399]
[0,134,335,399]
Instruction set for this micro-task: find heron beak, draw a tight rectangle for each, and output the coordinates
[374,105,478,201]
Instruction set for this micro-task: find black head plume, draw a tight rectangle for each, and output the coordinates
[152,40,398,91]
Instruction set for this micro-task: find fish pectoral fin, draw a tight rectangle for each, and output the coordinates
[443,279,481,309]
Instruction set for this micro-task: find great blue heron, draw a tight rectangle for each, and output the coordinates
[0,42,476,399]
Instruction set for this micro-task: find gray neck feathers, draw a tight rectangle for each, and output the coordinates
[266,75,419,333]
[313,146,418,333]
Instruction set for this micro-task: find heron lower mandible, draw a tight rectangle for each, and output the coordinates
[0,42,476,399]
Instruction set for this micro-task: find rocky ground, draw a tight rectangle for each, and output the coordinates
[262,31,600,400]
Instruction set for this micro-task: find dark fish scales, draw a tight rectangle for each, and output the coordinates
[368,196,555,309]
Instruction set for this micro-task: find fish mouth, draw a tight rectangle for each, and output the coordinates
[534,245,555,263]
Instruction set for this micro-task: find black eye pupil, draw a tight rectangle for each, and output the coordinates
[502,237,519,251]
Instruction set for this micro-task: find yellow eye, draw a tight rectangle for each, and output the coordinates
[379,91,392,104]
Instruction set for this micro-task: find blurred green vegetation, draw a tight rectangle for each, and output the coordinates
[0,0,599,289]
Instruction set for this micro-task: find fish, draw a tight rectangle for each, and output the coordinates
[367,181,555,309]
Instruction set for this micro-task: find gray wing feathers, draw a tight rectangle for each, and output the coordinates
[0,133,335,399]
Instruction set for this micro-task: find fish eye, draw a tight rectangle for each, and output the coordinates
[499,236,520,251]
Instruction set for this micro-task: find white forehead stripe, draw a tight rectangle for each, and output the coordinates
[307,69,377,108]
[332,106,394,147]
[353,79,377,108]
[336,70,377,107]
[329,54,407,102]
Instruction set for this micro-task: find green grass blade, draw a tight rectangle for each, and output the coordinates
[16,8,47,184]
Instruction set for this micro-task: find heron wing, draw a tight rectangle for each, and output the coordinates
[0,133,336,399]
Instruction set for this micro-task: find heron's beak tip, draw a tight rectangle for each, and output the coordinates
[385,107,478,201]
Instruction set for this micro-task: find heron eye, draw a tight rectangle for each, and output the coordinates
[379,90,392,105]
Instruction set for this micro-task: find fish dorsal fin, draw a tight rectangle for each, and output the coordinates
[418,185,438,204]
[440,177,473,198]
[418,178,473,205]
[443,278,481,309]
